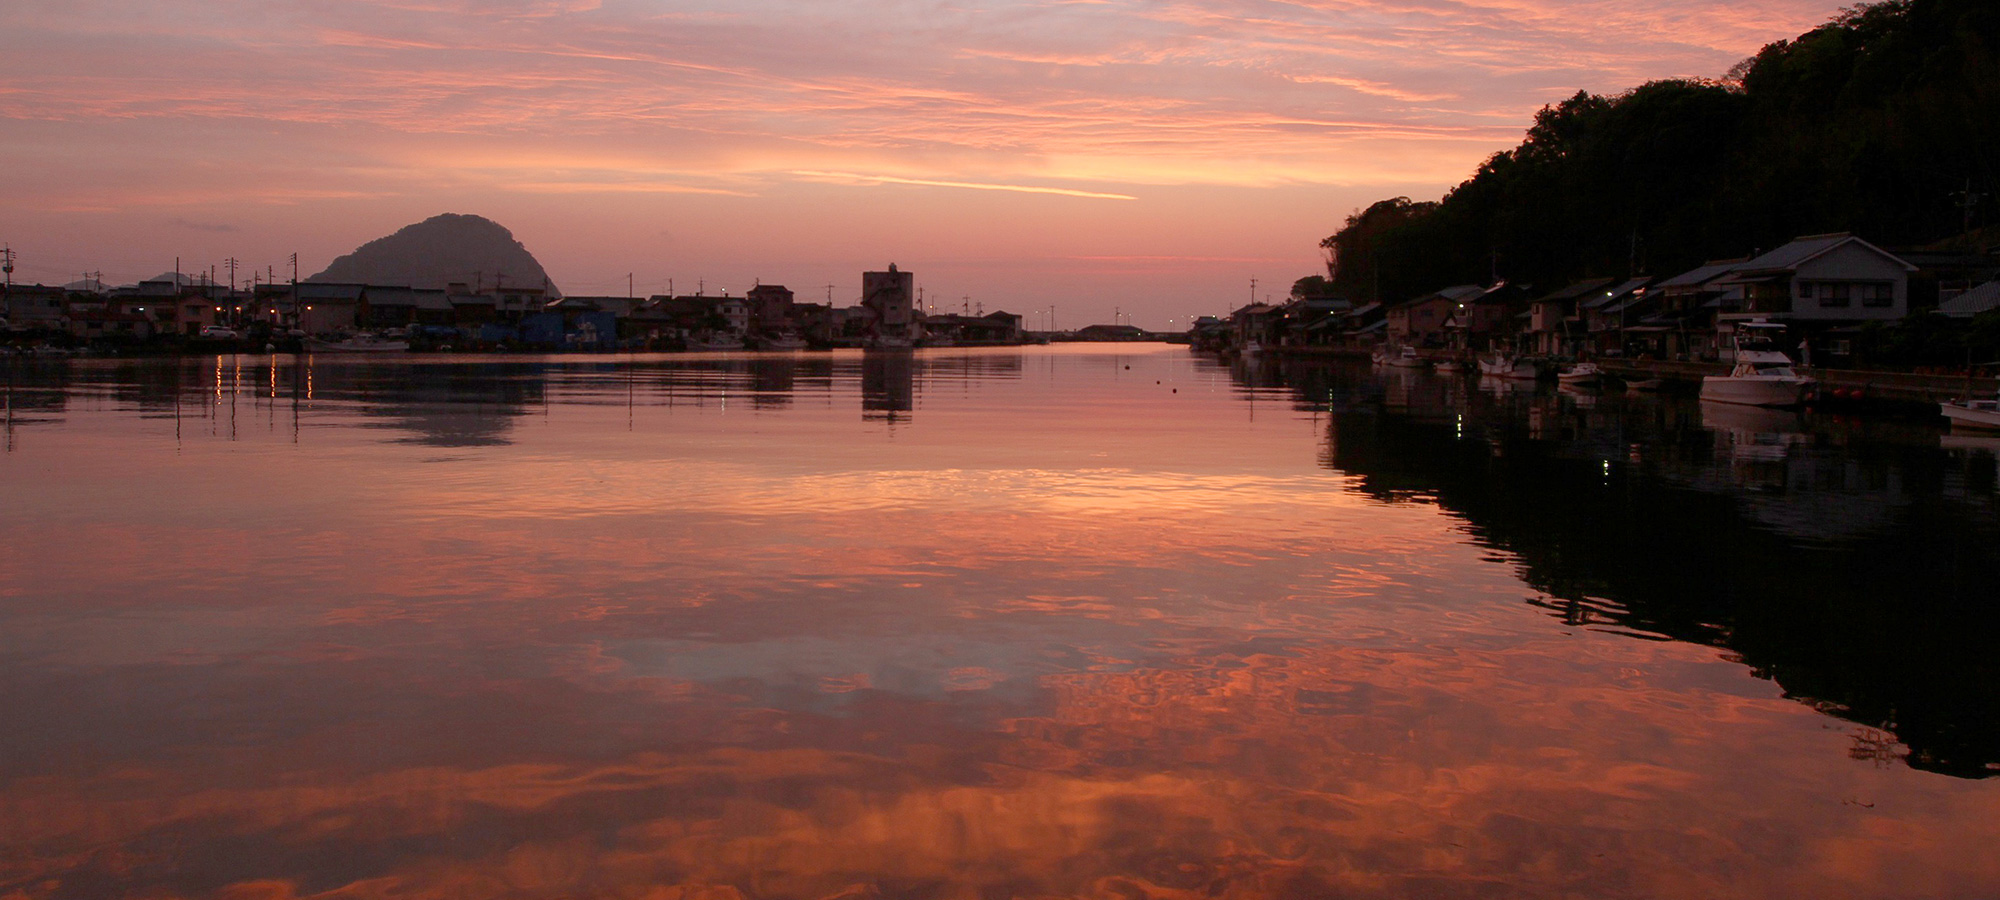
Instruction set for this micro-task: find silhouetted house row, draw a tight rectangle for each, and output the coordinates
[1223,232,1978,364]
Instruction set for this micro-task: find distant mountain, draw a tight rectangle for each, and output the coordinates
[308,213,560,297]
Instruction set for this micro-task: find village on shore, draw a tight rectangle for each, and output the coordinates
[1191,231,2000,400]
[0,261,1172,355]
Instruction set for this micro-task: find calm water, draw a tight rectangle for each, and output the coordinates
[3,345,1998,899]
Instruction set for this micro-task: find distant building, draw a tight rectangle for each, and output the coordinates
[4,285,67,328]
[746,284,795,333]
[862,264,914,342]
[1074,323,1147,342]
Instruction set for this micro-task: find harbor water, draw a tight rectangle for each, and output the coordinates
[2,345,1997,899]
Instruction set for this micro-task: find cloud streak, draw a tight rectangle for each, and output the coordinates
[0,0,1844,320]
[791,171,1139,200]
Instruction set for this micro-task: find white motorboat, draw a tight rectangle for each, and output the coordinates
[1940,395,2000,430]
[1556,362,1602,385]
[1479,355,1541,380]
[686,334,744,351]
[1700,349,1815,407]
[304,333,409,353]
[1383,346,1425,368]
[760,333,809,350]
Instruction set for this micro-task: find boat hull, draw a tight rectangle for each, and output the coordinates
[1699,376,1813,407]
[1479,358,1541,380]
[305,338,409,353]
[1941,400,2000,430]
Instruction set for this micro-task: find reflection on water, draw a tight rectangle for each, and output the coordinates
[1259,355,2000,778]
[3,347,1998,900]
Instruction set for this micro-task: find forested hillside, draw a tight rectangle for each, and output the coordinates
[1318,0,1997,303]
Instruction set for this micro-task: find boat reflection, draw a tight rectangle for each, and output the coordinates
[1244,356,2000,779]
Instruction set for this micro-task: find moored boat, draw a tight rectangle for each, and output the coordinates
[1940,395,2000,430]
[1700,349,1815,407]
[1383,346,1425,369]
[1479,354,1541,380]
[1433,358,1466,374]
[1556,362,1602,385]
[686,334,744,351]
[304,333,409,353]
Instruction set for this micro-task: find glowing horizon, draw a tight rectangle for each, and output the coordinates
[0,0,1840,326]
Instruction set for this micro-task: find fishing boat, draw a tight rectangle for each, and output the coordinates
[1700,348,1815,407]
[1383,346,1425,369]
[1940,390,2000,430]
[1624,376,1667,392]
[304,333,409,353]
[1478,354,1541,381]
[685,334,744,351]
[1556,362,1602,385]
[1433,358,1466,374]
[759,333,809,350]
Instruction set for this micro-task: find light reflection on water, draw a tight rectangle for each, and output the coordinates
[2,346,1998,900]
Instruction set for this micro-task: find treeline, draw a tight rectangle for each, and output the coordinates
[1318,0,1998,304]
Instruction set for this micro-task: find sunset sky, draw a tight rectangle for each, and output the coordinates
[2,0,1838,327]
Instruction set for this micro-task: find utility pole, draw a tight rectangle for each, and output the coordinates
[225,257,240,293]
[1954,179,1985,235]
[825,284,834,303]
[628,272,634,299]
[2,246,14,298]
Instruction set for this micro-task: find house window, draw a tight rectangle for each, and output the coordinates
[1859,282,1893,307]
[1816,282,1850,308]
[1828,339,1853,355]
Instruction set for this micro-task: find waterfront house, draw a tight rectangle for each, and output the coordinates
[1387,285,1480,348]
[1440,282,1529,353]
[447,285,499,325]
[1715,233,1916,363]
[4,285,67,329]
[746,284,796,334]
[1283,297,1353,346]
[1229,303,1283,349]
[1527,278,1614,357]
[365,287,451,328]
[295,283,368,334]
[1580,277,1654,356]
[66,303,155,342]
[1653,258,1746,361]
[1340,302,1386,348]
